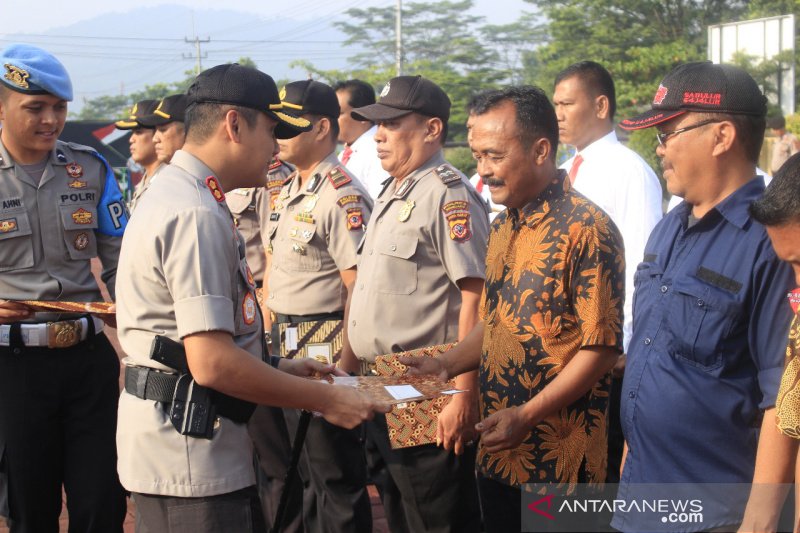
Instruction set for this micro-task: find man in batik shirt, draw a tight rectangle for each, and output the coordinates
[403,86,625,533]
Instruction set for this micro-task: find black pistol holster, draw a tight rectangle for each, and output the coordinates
[150,335,256,439]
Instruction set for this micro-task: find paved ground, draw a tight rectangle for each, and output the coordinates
[0,260,389,532]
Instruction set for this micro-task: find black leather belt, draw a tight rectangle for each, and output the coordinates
[273,311,344,324]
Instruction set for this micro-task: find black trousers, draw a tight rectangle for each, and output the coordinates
[133,485,266,533]
[248,405,304,533]
[365,414,481,533]
[0,332,126,533]
[477,474,521,533]
[283,409,372,533]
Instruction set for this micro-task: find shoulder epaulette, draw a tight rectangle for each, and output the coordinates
[268,158,283,172]
[64,141,99,155]
[327,166,352,189]
[434,164,462,187]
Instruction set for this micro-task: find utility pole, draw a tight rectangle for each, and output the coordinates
[184,36,210,74]
[395,0,403,76]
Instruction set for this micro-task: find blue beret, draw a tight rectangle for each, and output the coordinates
[0,43,73,101]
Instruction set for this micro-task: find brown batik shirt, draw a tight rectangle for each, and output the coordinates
[477,170,625,491]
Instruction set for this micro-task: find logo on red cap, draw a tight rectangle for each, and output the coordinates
[653,85,669,105]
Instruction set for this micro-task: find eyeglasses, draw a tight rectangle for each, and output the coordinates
[656,119,721,146]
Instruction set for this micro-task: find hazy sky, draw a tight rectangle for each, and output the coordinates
[5,0,531,34]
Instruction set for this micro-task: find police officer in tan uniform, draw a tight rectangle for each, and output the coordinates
[115,63,389,533]
[139,93,188,165]
[266,79,373,533]
[0,43,128,532]
[342,75,488,533]
[115,99,160,210]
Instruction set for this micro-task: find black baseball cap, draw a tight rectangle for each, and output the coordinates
[187,63,311,139]
[115,99,158,130]
[351,75,450,122]
[620,61,767,130]
[139,94,188,126]
[279,80,340,119]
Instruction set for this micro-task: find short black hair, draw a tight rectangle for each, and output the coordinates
[467,85,559,159]
[306,113,340,142]
[555,61,617,120]
[185,102,259,143]
[750,152,800,226]
[695,112,766,165]
[332,79,376,109]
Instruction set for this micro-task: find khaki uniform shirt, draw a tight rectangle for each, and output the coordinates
[226,159,293,284]
[128,164,164,213]
[116,149,262,497]
[267,153,372,315]
[348,151,489,360]
[0,139,125,304]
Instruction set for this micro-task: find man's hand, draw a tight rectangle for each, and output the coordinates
[398,355,449,381]
[320,385,392,429]
[476,405,532,453]
[612,353,626,379]
[0,300,32,324]
[278,357,347,378]
[437,392,479,455]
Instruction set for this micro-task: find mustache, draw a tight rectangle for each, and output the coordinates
[481,177,504,187]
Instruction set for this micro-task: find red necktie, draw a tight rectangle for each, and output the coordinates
[568,154,584,184]
[341,145,353,165]
[476,179,484,193]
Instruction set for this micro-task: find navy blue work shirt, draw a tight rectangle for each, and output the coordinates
[613,177,794,531]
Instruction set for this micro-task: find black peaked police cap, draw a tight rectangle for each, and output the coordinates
[279,79,340,120]
[351,75,450,123]
[187,64,312,139]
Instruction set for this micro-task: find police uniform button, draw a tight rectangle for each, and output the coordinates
[12,348,21,355]
[628,391,636,398]
[390,244,397,251]
[369,250,374,255]
[660,285,668,293]
[359,284,364,290]
[352,320,356,326]
[644,337,652,345]
[696,299,704,307]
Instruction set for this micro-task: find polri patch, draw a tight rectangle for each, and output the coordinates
[446,212,471,242]
[205,176,225,202]
[347,208,363,231]
[71,208,93,225]
[242,292,257,325]
[74,232,89,250]
[327,167,352,189]
[66,162,83,178]
[442,200,469,214]
[0,217,18,233]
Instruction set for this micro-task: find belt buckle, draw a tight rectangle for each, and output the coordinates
[47,320,82,348]
[358,358,377,376]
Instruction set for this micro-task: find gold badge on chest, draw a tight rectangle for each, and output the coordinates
[398,200,415,222]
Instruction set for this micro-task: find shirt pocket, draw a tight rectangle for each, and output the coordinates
[667,278,737,371]
[285,221,321,272]
[58,203,98,260]
[632,260,662,330]
[375,235,418,295]
[0,209,34,272]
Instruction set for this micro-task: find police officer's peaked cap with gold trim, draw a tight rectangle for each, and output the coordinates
[279,79,340,120]
[115,99,159,130]
[0,43,73,101]
[139,94,188,127]
[187,63,312,139]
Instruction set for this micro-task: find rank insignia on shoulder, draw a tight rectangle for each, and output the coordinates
[446,212,472,242]
[435,164,461,187]
[0,217,18,234]
[73,232,89,251]
[71,208,93,225]
[66,162,83,178]
[268,158,283,171]
[205,176,226,202]
[68,179,87,189]
[242,292,257,325]
[347,208,364,231]
[327,167,352,189]
[56,150,67,163]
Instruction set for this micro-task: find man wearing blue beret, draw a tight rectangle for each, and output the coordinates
[0,44,128,532]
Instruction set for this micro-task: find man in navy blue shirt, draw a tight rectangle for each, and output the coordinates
[613,62,795,531]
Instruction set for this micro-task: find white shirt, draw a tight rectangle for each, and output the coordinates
[561,130,663,352]
[339,125,390,199]
[666,167,772,212]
